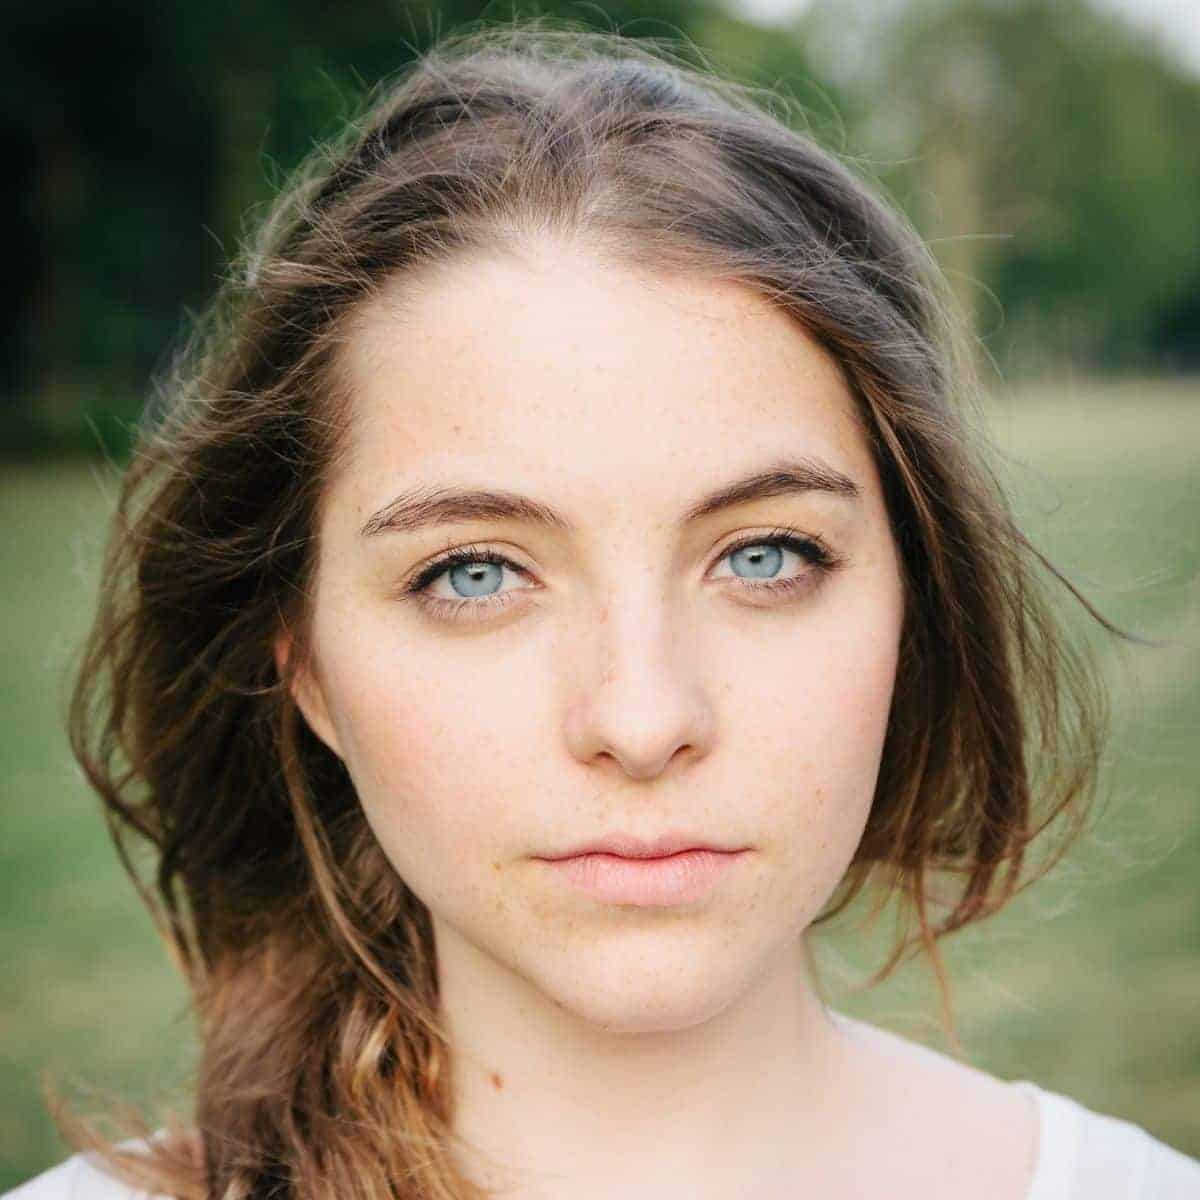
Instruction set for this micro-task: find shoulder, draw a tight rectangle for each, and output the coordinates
[1018,1080,1200,1200]
[828,1010,1041,1200]
[830,1009,1200,1199]
[4,1145,169,1200]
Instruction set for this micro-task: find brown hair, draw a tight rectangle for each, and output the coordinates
[61,16,1124,1198]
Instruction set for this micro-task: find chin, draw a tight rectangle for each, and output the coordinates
[530,936,753,1035]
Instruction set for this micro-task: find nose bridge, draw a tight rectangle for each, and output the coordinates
[597,566,681,684]
[562,559,716,780]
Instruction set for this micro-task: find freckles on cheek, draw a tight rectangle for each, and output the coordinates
[330,657,514,865]
[755,616,898,853]
[780,625,897,745]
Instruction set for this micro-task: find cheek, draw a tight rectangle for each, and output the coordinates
[735,574,902,902]
[309,599,532,895]
[733,570,901,778]
[795,594,900,788]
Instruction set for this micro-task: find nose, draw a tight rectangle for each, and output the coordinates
[562,582,717,781]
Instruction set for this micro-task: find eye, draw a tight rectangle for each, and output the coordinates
[402,526,842,623]
[403,544,530,622]
[711,526,839,599]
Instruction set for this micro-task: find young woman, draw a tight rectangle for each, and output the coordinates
[9,19,1199,1200]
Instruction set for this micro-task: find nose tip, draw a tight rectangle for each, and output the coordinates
[594,740,697,781]
[563,623,715,780]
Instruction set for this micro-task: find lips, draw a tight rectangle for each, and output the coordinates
[538,832,742,861]
[541,847,747,906]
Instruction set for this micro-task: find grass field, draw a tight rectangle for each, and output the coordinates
[2,376,1198,1187]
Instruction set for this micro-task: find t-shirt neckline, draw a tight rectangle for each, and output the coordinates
[1009,1080,1083,1200]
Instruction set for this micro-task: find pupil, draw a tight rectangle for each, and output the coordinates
[733,543,781,579]
[450,560,502,597]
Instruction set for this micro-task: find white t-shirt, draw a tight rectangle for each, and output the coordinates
[6,1082,1199,1198]
[1011,1079,1200,1199]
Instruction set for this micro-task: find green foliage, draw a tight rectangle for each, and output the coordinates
[799,0,1200,372]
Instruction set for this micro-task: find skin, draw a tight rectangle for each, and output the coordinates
[279,241,1038,1199]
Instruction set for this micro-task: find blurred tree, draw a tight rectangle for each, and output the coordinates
[2,0,1198,456]
[799,0,1200,374]
[2,0,802,455]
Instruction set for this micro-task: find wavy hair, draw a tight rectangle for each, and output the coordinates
[60,17,1122,1198]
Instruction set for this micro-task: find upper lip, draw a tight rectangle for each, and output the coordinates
[538,833,743,861]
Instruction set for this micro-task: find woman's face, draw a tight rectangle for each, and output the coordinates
[287,242,905,1033]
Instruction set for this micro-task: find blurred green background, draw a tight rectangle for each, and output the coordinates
[2,0,1198,1187]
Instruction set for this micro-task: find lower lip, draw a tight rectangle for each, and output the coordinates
[541,849,746,906]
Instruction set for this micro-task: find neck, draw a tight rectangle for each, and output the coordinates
[438,927,855,1200]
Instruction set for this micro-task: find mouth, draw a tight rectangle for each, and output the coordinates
[538,831,746,861]
[538,847,748,907]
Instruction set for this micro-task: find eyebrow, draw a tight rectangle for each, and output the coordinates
[359,456,861,539]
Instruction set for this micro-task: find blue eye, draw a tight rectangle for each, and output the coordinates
[404,526,839,623]
[406,547,521,612]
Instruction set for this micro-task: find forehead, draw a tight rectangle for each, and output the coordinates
[333,243,875,514]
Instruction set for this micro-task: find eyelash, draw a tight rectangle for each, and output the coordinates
[401,525,843,624]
